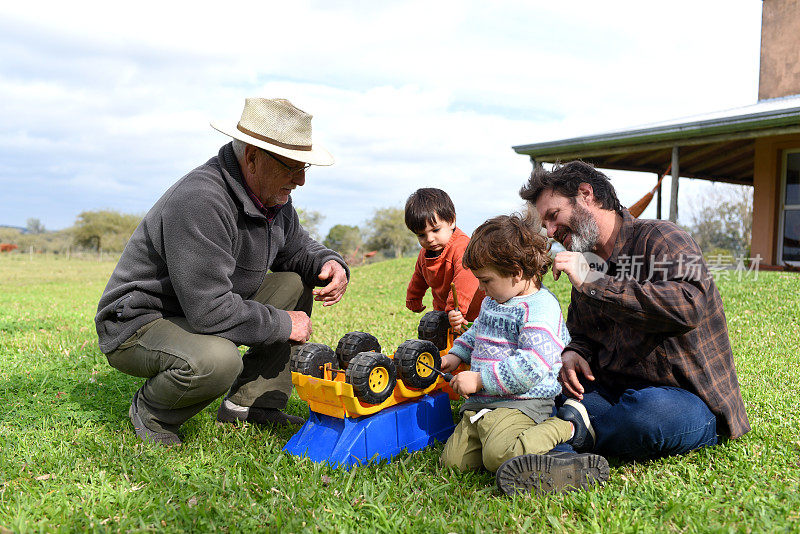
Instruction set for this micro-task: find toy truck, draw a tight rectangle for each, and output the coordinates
[283,311,464,467]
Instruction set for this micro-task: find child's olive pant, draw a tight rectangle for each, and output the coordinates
[440,408,572,472]
[106,272,313,434]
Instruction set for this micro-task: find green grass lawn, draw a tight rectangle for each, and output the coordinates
[0,255,798,533]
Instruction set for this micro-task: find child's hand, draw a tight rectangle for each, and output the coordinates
[440,353,462,373]
[447,310,468,332]
[450,371,482,398]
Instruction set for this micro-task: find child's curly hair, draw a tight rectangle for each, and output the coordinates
[463,212,552,282]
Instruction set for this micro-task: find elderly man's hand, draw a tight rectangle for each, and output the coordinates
[559,350,595,400]
[313,260,348,306]
[286,310,312,343]
[553,251,592,290]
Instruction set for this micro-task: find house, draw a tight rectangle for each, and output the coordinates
[512,0,800,268]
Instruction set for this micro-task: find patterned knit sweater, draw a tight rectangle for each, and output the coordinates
[449,287,570,402]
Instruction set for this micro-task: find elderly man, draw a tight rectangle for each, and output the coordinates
[520,161,750,462]
[95,98,349,445]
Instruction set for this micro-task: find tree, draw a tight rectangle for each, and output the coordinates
[0,226,23,244]
[16,229,73,254]
[688,184,753,258]
[364,207,418,258]
[296,207,324,241]
[26,218,46,234]
[324,224,363,259]
[1,225,74,254]
[72,210,141,252]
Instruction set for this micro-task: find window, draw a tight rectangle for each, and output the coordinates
[778,150,800,266]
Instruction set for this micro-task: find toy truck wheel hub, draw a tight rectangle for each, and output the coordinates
[368,367,390,392]
[415,352,435,378]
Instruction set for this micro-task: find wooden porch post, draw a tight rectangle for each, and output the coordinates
[669,146,680,222]
[656,173,662,219]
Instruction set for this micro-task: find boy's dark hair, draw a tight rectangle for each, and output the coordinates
[404,188,456,233]
[463,212,552,281]
[519,160,623,213]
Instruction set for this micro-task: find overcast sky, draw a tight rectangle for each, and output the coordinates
[0,0,763,237]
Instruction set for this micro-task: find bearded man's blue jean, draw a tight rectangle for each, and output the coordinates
[559,382,719,460]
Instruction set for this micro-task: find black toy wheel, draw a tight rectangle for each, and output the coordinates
[418,310,450,351]
[289,343,337,378]
[335,331,381,369]
[345,351,397,405]
[395,339,442,389]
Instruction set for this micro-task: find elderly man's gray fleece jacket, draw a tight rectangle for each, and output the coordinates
[95,143,348,354]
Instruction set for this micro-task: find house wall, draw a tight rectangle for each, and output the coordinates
[752,133,800,263]
[758,0,800,100]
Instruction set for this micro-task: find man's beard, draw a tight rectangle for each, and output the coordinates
[565,202,600,252]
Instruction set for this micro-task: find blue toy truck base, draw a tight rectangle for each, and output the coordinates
[283,391,455,469]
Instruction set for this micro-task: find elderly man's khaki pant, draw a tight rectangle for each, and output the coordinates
[440,408,573,472]
[106,272,313,435]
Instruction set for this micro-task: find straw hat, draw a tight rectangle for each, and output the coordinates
[211,98,334,166]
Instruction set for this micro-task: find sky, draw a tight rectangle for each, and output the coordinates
[0,0,763,238]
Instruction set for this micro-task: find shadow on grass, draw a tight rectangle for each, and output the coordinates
[0,368,136,427]
[0,366,312,451]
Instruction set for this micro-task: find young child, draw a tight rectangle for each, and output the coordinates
[439,213,609,495]
[404,188,483,330]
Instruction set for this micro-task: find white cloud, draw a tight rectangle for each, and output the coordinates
[0,0,763,234]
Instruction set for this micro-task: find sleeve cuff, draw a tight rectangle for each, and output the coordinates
[578,273,611,305]
[406,299,423,310]
[479,366,501,395]
[449,341,471,362]
[276,310,293,343]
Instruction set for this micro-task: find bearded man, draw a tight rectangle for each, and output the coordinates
[519,161,749,460]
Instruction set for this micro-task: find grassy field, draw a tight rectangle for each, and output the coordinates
[0,254,798,533]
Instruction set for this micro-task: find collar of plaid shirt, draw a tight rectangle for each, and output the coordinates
[607,209,635,264]
[241,177,285,222]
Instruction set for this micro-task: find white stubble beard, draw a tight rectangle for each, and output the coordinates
[567,202,600,253]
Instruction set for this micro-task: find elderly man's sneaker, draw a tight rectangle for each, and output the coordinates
[496,451,609,496]
[128,389,182,446]
[557,399,596,452]
[216,398,305,427]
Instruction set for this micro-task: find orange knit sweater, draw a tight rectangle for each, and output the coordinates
[405,227,483,321]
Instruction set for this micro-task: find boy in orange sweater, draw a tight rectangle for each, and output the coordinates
[404,188,483,330]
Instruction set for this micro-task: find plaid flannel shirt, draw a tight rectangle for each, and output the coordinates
[566,210,750,438]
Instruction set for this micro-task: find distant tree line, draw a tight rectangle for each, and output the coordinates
[0,211,141,256]
[301,206,419,265]
[1,206,421,264]
[1,186,754,265]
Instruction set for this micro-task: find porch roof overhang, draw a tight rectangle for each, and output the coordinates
[512,95,800,185]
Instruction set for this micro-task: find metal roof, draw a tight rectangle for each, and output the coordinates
[513,95,800,184]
